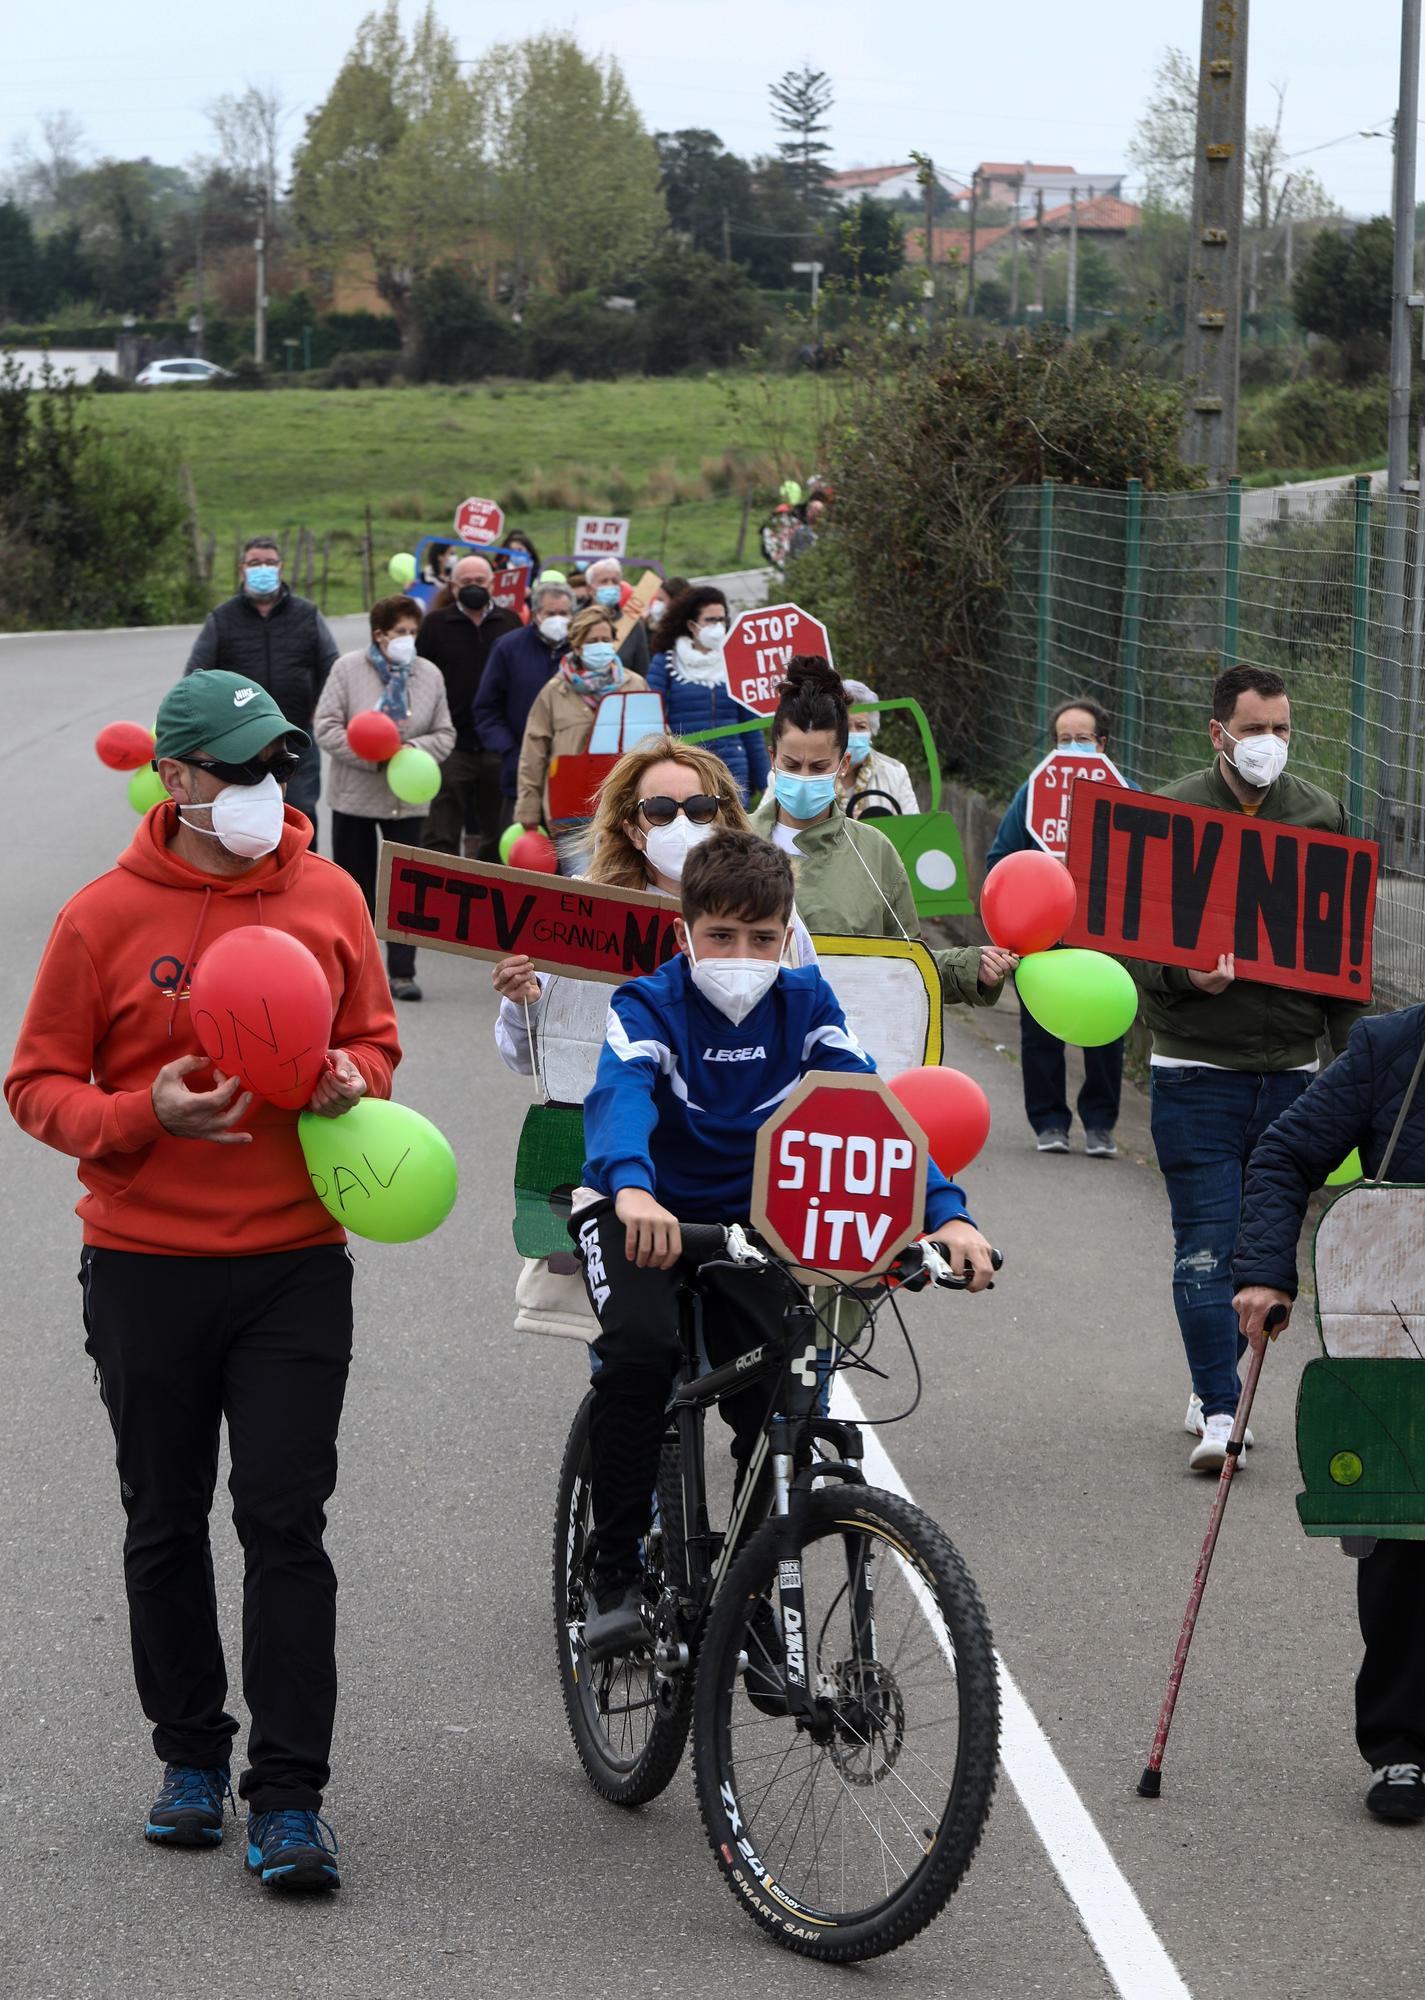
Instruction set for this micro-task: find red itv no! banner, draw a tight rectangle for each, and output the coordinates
[1063,784,1378,1002]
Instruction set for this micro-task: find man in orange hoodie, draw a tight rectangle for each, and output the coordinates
[5,671,401,1894]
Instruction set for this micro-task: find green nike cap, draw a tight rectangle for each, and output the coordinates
[154,671,311,763]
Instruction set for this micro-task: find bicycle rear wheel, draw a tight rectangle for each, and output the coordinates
[552,1392,693,1807]
[692,1484,998,1961]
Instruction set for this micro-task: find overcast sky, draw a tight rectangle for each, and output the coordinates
[0,0,1410,217]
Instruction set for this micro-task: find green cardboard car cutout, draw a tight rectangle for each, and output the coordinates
[1296,1184,1425,1540]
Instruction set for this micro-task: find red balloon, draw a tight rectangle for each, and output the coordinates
[96,721,157,771]
[508,831,558,874]
[887,1066,992,1176]
[347,710,403,761]
[189,926,335,1111]
[980,850,1078,955]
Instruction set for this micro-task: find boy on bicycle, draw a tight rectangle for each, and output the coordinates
[572,827,996,1657]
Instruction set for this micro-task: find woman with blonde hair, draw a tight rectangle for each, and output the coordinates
[492,735,814,1070]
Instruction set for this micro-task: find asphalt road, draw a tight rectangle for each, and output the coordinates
[0,623,1418,2000]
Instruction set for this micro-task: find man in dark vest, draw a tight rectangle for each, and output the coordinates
[185,536,338,848]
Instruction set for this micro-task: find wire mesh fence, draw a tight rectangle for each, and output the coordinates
[980,476,1425,1009]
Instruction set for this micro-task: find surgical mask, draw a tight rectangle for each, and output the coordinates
[642,814,714,882]
[595,585,622,610]
[244,564,279,596]
[385,634,417,666]
[696,621,727,648]
[1223,726,1289,788]
[580,641,618,672]
[457,584,491,612]
[847,730,872,766]
[647,600,665,625]
[774,770,839,821]
[538,614,570,645]
[1058,738,1098,753]
[687,935,787,1026]
[178,771,285,859]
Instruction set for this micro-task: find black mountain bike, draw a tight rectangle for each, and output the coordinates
[553,1223,1000,1962]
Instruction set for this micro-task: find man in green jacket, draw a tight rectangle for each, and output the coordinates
[1133,665,1368,1473]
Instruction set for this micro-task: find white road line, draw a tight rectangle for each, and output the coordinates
[832,1380,1193,2000]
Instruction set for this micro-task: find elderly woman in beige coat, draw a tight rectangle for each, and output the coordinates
[313,592,455,1000]
[513,603,648,875]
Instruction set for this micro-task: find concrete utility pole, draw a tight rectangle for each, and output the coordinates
[1181,0,1250,483]
[967,172,979,314]
[1009,172,1023,318]
[1377,0,1422,843]
[1067,187,1079,331]
[1033,186,1045,315]
[923,158,936,322]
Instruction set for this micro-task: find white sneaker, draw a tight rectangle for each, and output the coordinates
[1185,1391,1254,1449]
[1188,1413,1235,1470]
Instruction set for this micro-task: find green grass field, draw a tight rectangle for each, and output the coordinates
[88,375,826,614]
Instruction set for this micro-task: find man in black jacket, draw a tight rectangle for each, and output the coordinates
[1234,1004,1425,1823]
[417,551,521,858]
[184,536,338,846]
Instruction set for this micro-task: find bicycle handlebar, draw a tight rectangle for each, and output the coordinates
[675,1223,1003,1292]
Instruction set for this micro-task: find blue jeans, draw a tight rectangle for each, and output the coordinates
[285,741,321,852]
[1149,1066,1312,1419]
[1019,1005,1124,1136]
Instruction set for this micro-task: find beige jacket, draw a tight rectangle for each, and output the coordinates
[313,648,456,820]
[514,670,649,826]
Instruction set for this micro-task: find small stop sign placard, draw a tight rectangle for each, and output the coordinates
[724,603,833,715]
[453,495,506,545]
[1026,747,1126,859]
[751,1071,928,1283]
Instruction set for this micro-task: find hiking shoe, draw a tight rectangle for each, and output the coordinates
[583,1574,650,1662]
[1186,1392,1253,1450]
[1367,1763,1425,1822]
[246,1809,341,1890]
[145,1763,232,1846]
[742,1594,789,1717]
[390,978,422,1002]
[1036,1128,1071,1153]
[1084,1129,1118,1158]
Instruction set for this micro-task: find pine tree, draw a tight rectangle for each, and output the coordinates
[769,64,834,215]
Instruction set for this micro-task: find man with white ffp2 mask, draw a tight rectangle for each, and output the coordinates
[1124,664,1367,1476]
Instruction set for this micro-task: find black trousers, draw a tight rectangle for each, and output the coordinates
[571,1201,787,1580]
[79,1245,353,1811]
[1019,1003,1124,1136]
[329,809,418,979]
[421,745,503,861]
[1357,1538,1425,1766]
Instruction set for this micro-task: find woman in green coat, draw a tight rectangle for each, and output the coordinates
[749,658,1014,1007]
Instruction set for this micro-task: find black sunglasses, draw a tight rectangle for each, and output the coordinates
[638,793,722,828]
[183,746,303,786]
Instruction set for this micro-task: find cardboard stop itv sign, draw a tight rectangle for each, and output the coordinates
[724,603,833,715]
[751,1071,928,1283]
[453,495,505,545]
[1026,745,1126,860]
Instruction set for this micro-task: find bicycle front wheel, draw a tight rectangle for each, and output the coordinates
[692,1484,998,1961]
[552,1392,693,1807]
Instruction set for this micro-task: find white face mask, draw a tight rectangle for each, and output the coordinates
[178,772,286,859]
[538,614,570,645]
[641,814,714,882]
[385,634,417,667]
[697,621,727,649]
[1223,725,1289,788]
[686,933,789,1025]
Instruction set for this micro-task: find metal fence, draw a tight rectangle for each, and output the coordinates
[981,477,1425,1009]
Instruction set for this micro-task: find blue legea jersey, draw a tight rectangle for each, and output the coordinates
[581,956,971,1230]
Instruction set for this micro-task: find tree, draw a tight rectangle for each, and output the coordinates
[1127,48,1198,212]
[481,33,666,298]
[769,64,834,217]
[824,195,904,288]
[0,202,45,320]
[731,159,821,287]
[67,159,169,313]
[6,111,87,223]
[640,246,765,369]
[655,129,754,259]
[291,3,487,355]
[1292,217,1393,346]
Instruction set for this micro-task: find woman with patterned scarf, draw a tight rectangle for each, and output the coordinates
[513,603,649,876]
[313,593,455,1001]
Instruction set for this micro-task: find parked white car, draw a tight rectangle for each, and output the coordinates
[134,358,233,388]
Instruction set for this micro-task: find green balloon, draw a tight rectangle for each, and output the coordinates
[127,765,169,813]
[298,1099,459,1243]
[1326,1147,1363,1187]
[1014,948,1138,1048]
[387,744,441,804]
[499,822,524,863]
[388,551,417,585]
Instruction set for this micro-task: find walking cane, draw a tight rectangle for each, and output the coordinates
[1137,1304,1286,1799]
